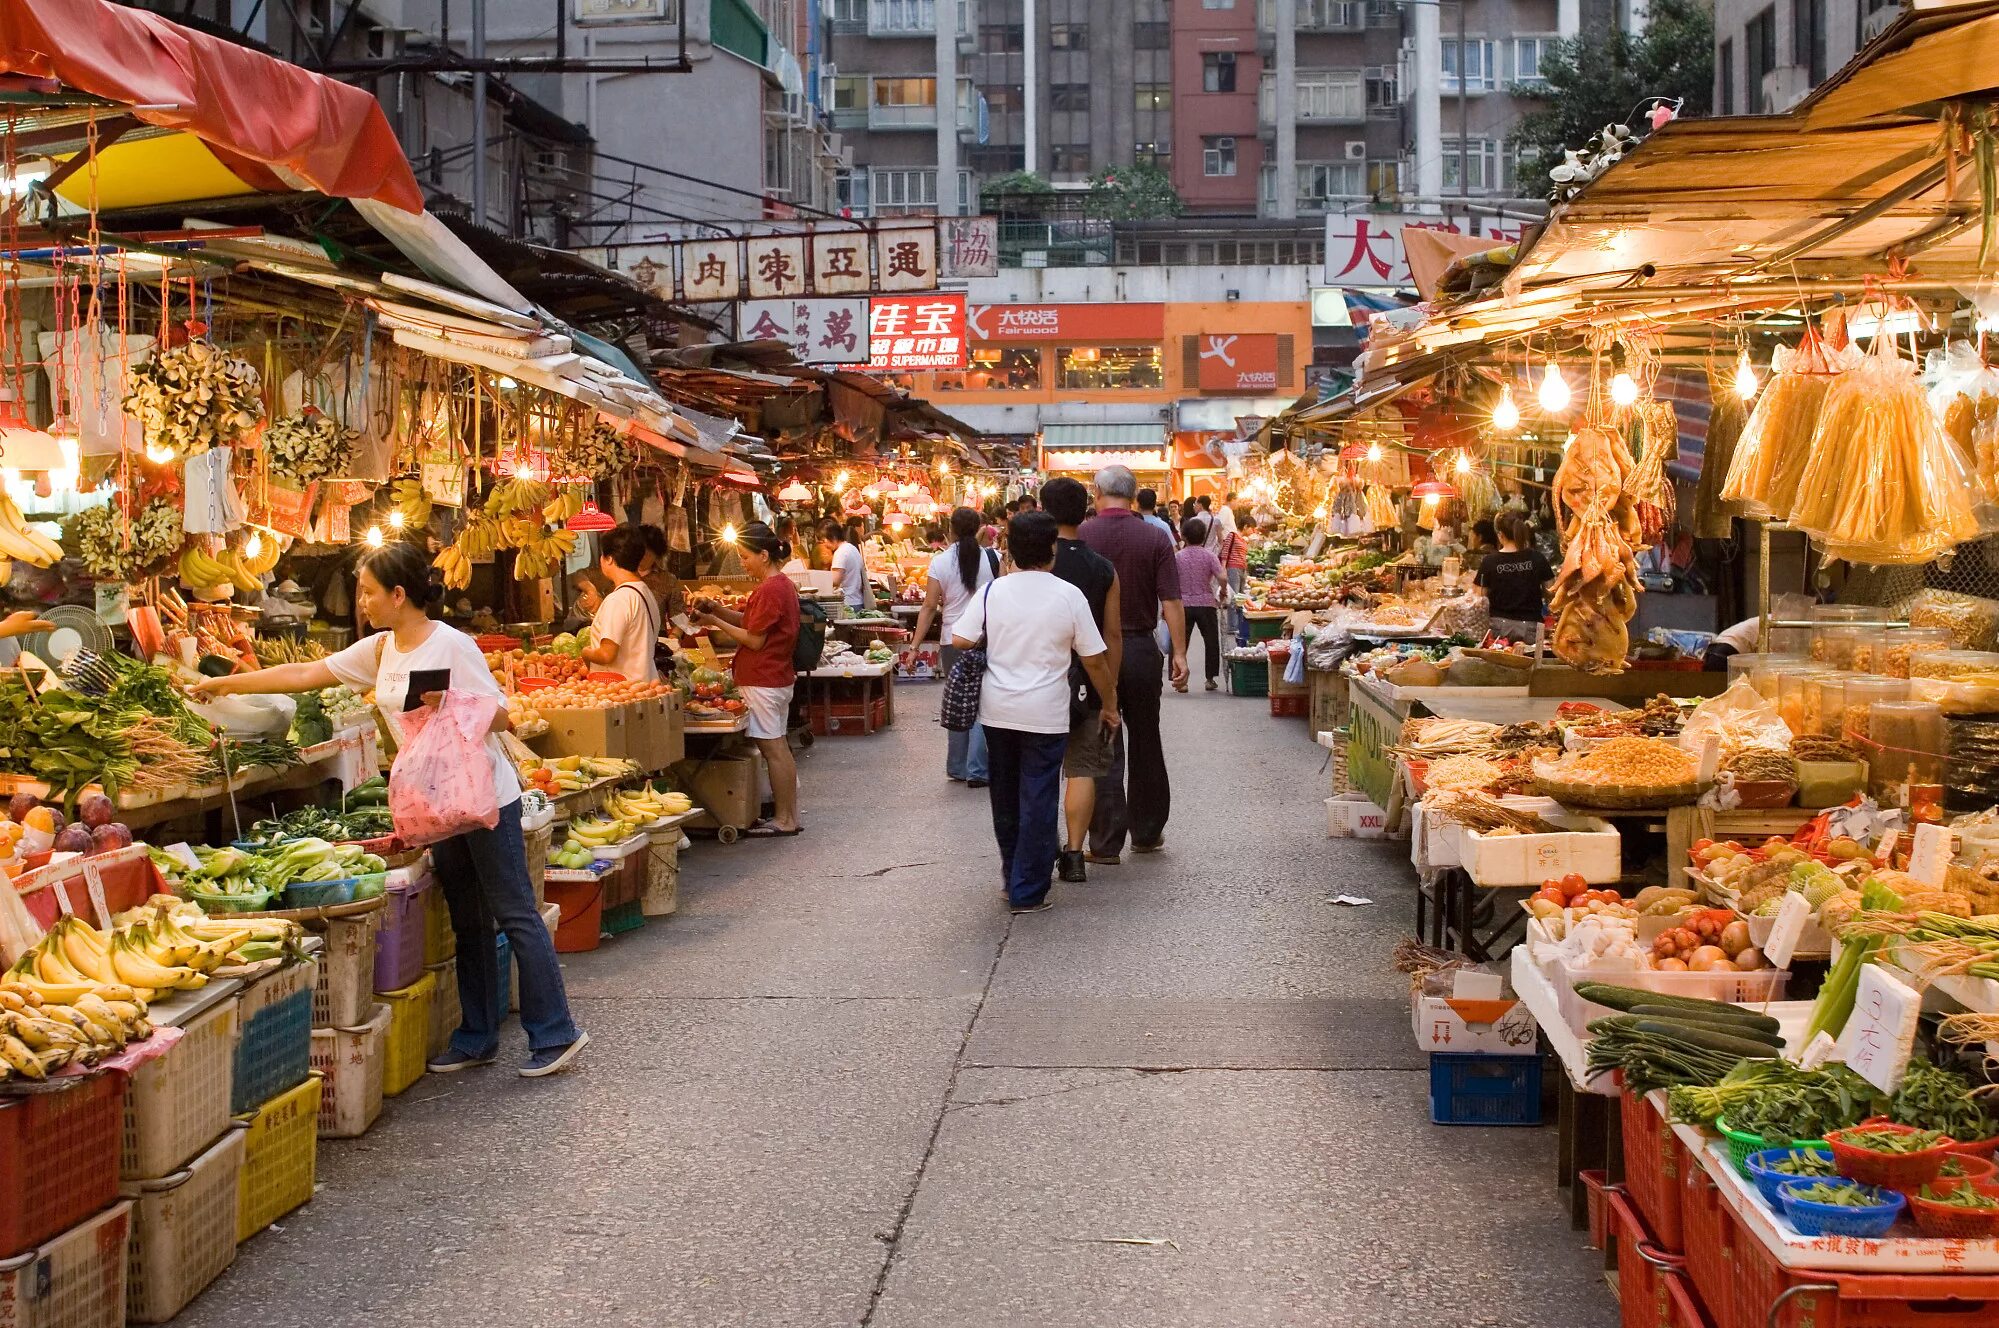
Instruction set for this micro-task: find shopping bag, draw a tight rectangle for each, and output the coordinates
[1284,640,1307,685]
[388,689,500,846]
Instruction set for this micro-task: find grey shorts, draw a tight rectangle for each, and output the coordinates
[1064,710,1114,778]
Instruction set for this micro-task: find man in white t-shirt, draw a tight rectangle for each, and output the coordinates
[953,511,1120,915]
[820,519,871,610]
[581,527,661,682]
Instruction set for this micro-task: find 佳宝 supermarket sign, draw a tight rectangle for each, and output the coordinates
[862,294,968,372]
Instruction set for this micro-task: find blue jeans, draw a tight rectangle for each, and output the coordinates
[1227,567,1247,641]
[940,646,988,781]
[983,726,1068,907]
[429,799,580,1055]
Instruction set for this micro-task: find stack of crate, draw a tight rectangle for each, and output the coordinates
[308,907,389,1139]
[231,954,321,1244]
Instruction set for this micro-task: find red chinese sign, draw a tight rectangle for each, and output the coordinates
[1195,333,1280,393]
[1322,212,1527,288]
[965,303,1166,342]
[862,293,968,372]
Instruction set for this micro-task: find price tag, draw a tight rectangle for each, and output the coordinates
[1875,827,1900,865]
[1837,962,1922,1095]
[50,874,78,919]
[1907,822,1953,886]
[163,842,204,872]
[1696,733,1722,785]
[80,859,110,929]
[333,734,370,793]
[1764,890,1812,970]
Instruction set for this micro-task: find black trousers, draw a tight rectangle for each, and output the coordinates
[1090,630,1168,855]
[1185,606,1221,682]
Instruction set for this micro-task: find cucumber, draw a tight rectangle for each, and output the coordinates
[1627,1019,1787,1058]
[1628,1002,1783,1033]
[1619,1011,1785,1048]
[1574,982,1781,1033]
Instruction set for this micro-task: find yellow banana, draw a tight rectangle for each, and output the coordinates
[0,1033,43,1080]
[61,922,114,983]
[109,933,194,993]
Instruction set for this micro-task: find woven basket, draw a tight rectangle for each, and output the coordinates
[1531,774,1705,810]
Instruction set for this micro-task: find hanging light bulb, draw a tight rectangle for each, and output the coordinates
[1538,362,1571,414]
[144,442,175,465]
[1734,348,1759,401]
[1455,451,1472,476]
[1609,372,1639,408]
[363,524,385,549]
[1366,442,1383,464]
[243,530,264,561]
[1312,504,1328,520]
[388,508,406,529]
[937,458,950,476]
[1492,382,1521,433]
[834,469,850,492]
[720,522,738,545]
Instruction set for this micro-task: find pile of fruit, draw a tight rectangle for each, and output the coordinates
[487,647,589,681]
[1651,908,1769,972]
[1,794,137,878]
[507,693,548,737]
[1526,873,1624,917]
[548,787,693,868]
[605,786,692,824]
[518,754,640,797]
[682,666,745,722]
[527,677,674,709]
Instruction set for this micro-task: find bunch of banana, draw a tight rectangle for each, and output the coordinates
[178,542,256,596]
[488,477,552,520]
[434,543,473,590]
[581,756,641,781]
[238,531,283,576]
[119,898,304,967]
[0,985,150,1081]
[21,915,212,1001]
[542,487,585,524]
[0,490,62,567]
[605,787,694,822]
[497,515,542,551]
[513,528,579,581]
[565,814,638,849]
[391,476,433,531]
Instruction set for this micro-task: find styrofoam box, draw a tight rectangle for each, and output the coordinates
[1552,955,1789,1041]
[540,901,560,937]
[1326,793,1386,839]
[1413,993,1539,1056]
[1458,810,1620,887]
[1411,804,1463,872]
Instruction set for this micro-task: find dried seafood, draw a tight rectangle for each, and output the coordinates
[1791,733,1863,763]
[1561,736,1696,787]
[1423,790,1563,836]
[1723,747,1796,783]
[122,336,264,455]
[1721,331,1841,520]
[1425,754,1505,792]
[1395,717,1500,758]
[1549,424,1642,675]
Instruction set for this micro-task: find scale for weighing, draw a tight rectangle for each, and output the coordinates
[0,605,114,670]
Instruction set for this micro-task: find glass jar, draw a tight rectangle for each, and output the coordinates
[1867,627,1955,679]
[1809,605,1874,663]
[1813,625,1870,672]
[1864,700,1947,817]
[1728,652,1807,703]
[1840,676,1908,746]
[1909,650,1999,715]
[1776,668,1817,736]
[1802,671,1850,738]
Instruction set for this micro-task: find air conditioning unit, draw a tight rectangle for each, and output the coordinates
[1218,51,1237,65]
[1343,141,1367,160]
[1218,135,1236,149]
[1760,64,1811,111]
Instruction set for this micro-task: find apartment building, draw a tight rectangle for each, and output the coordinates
[1712,0,1890,115]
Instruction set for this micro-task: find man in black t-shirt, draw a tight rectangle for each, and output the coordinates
[1041,477,1121,884]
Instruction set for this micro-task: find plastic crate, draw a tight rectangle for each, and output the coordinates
[122,995,238,1181]
[1679,1146,1741,1328]
[807,694,888,736]
[308,910,378,1028]
[423,879,455,966]
[378,969,437,1097]
[1427,1053,1542,1126]
[372,876,430,993]
[1226,657,1269,697]
[309,1004,388,1139]
[1661,1271,1717,1328]
[0,1072,124,1260]
[1269,693,1309,718]
[1622,1085,1687,1256]
[123,1127,243,1323]
[425,959,459,1061]
[231,960,316,1114]
[1732,1222,1999,1327]
[603,898,646,936]
[1582,1170,1611,1250]
[0,1200,132,1328]
[236,1074,321,1243]
[1610,1190,1686,1328]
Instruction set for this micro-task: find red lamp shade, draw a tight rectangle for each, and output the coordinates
[1410,479,1457,500]
[566,499,616,532]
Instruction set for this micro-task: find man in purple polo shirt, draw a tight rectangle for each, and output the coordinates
[1078,464,1188,860]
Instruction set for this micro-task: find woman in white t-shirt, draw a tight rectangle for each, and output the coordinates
[908,507,999,786]
[581,526,660,682]
[952,512,1120,915]
[192,543,587,1079]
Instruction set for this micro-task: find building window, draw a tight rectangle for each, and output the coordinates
[1049,22,1087,48]
[1440,137,1500,192]
[1365,64,1399,111]
[872,167,937,212]
[1058,346,1163,389]
[935,346,1043,391]
[874,77,937,107]
[828,0,865,25]
[1051,146,1092,173]
[1134,20,1170,47]
[1136,83,1172,111]
[1300,161,1364,200]
[1367,158,1402,198]
[1202,135,1238,176]
[1440,38,1496,92]
[1134,142,1169,167]
[1202,52,1238,93]
[1510,37,1554,87]
[831,76,865,110]
[1745,7,1776,109]
[1203,0,1235,7]
[836,169,871,214]
[979,22,1024,51]
[1719,37,1735,114]
[1051,83,1091,111]
[1794,0,1827,84]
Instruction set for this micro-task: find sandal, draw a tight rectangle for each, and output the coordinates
[743,822,804,838]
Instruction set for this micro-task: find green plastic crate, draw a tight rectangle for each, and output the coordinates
[1226,657,1269,697]
[602,900,646,937]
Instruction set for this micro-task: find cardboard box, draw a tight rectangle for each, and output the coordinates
[628,696,685,772]
[1412,994,1539,1056]
[1325,793,1386,839]
[672,753,760,833]
[536,705,628,761]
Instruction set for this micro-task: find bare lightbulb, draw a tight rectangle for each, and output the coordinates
[1538,363,1571,414]
[1492,383,1520,432]
[1609,372,1639,407]
[1734,349,1759,401]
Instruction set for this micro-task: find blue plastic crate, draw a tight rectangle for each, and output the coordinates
[1428,1053,1543,1126]
[232,986,313,1113]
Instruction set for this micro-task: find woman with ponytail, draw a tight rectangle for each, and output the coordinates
[909,506,1000,786]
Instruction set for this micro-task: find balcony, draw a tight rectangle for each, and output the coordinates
[1256,0,1365,33]
[1258,69,1367,126]
[869,100,937,129]
[868,0,933,36]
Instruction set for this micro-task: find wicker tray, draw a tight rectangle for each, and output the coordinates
[1531,774,1706,810]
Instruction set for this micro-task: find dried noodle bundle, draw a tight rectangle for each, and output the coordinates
[1721,333,1842,520]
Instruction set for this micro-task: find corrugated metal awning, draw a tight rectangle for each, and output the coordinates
[1042,423,1165,448]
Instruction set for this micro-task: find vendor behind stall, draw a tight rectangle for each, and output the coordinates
[694,523,802,836]
[1474,511,1554,640]
[580,526,660,682]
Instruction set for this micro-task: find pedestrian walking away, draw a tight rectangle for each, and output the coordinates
[1079,464,1187,860]
[953,512,1119,912]
[1217,515,1251,641]
[1175,515,1228,691]
[908,505,1000,786]
[1040,477,1121,881]
[192,541,587,1078]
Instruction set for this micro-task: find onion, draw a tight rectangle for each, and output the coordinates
[1655,957,1689,971]
[1687,945,1732,972]
[1734,946,1767,971]
[1719,921,1752,955]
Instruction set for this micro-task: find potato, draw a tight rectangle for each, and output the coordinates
[1655,957,1689,971]
[1733,947,1767,970]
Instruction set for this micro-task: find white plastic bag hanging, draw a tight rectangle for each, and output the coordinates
[180,445,245,533]
[1284,640,1307,685]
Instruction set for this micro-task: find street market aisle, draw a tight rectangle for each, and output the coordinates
[183,687,1614,1328]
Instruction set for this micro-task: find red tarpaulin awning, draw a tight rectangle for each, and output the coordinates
[0,0,423,213]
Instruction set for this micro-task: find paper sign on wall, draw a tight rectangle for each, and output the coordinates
[1836,962,1922,1095]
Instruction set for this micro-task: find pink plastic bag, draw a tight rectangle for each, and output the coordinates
[388,690,499,846]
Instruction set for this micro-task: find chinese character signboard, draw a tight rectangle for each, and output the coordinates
[965,303,1166,342]
[863,293,967,372]
[580,222,946,302]
[745,235,807,299]
[1195,334,1281,393]
[1322,212,1527,288]
[810,231,871,294]
[681,239,738,302]
[739,298,871,366]
[874,225,938,292]
[939,217,999,278]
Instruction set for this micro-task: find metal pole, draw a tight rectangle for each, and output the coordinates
[1456,1,1468,199]
[472,0,488,225]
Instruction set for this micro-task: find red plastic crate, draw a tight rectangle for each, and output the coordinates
[1269,693,1309,718]
[0,1071,124,1258]
[808,696,887,736]
[1621,1082,1686,1254]
[1583,1169,1612,1250]
[1662,1271,1717,1328]
[1733,1230,1999,1327]
[1679,1151,1740,1328]
[1611,1190,1687,1328]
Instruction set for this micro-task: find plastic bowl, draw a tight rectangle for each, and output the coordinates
[1776,1178,1906,1238]
[282,877,359,909]
[1827,1124,1958,1189]
[1949,1132,1999,1161]
[1908,1177,1999,1238]
[1718,1117,1830,1178]
[1745,1146,1837,1207]
[187,884,273,914]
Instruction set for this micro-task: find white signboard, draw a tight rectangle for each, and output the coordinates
[574,0,675,22]
[738,298,870,365]
[1837,962,1923,1095]
[580,222,943,302]
[744,235,808,299]
[1322,211,1532,288]
[939,216,1000,278]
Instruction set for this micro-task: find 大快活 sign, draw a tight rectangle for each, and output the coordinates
[862,294,968,372]
[1195,333,1280,393]
[965,303,1166,342]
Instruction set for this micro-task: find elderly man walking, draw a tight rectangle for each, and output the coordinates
[1079,465,1188,860]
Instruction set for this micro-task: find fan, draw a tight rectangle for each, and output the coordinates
[0,605,115,670]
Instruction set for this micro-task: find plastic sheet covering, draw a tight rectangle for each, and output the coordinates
[1720,332,1846,520]
[1790,334,1982,566]
[1928,340,1999,505]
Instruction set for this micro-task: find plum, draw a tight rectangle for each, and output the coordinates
[90,823,132,853]
[7,792,36,822]
[52,824,92,855]
[77,792,115,829]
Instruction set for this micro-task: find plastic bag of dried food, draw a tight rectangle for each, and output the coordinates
[1789,333,1982,565]
[1679,678,1793,759]
[1722,332,1845,519]
[1928,340,1999,503]
[1899,588,1999,649]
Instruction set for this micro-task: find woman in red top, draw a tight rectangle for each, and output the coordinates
[694,522,804,836]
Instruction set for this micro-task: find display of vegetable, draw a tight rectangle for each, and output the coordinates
[1582,999,1783,1094]
[1921,1183,1999,1210]
[289,691,333,747]
[1669,1059,1883,1144]
[1786,1181,1883,1208]
[1837,1125,1950,1154]
[1769,1151,1838,1178]
[1804,874,1906,1044]
[240,804,394,847]
[1890,1061,1999,1143]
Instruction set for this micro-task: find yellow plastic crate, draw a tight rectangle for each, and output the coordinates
[422,883,455,965]
[124,1126,244,1323]
[122,995,238,1181]
[425,960,459,1061]
[236,1074,321,1244]
[378,969,436,1097]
